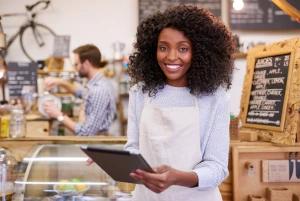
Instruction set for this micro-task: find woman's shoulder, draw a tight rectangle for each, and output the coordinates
[129,83,146,100]
[199,87,230,103]
[215,87,229,99]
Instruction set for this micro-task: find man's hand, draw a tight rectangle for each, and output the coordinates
[130,165,177,193]
[43,101,63,118]
[44,77,62,91]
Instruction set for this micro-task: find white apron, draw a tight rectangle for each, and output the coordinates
[132,96,222,201]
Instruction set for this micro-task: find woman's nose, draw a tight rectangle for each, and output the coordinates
[167,49,177,61]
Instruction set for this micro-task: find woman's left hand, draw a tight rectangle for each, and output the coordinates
[130,165,178,193]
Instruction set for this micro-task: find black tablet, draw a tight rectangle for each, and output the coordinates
[80,145,154,184]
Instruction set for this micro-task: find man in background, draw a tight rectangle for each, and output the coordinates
[44,44,116,136]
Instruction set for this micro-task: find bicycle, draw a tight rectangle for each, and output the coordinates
[0,0,57,62]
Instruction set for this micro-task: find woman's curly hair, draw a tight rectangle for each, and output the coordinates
[128,5,235,96]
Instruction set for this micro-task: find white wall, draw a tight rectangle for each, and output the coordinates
[1,0,300,115]
[0,0,138,61]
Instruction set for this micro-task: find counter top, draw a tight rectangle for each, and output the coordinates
[0,136,127,143]
[1,137,299,146]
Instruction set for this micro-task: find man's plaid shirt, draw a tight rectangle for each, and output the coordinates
[74,73,116,135]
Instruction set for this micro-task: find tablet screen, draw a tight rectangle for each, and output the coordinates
[81,145,154,184]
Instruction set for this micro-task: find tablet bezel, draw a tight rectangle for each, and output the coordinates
[81,145,154,184]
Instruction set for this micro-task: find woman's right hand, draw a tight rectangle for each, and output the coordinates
[86,158,94,166]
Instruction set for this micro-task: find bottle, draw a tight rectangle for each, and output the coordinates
[0,149,7,201]
[61,96,73,117]
[57,123,65,136]
[9,108,26,138]
[0,115,10,138]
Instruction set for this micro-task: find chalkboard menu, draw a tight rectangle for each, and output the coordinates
[139,0,221,22]
[7,62,38,98]
[53,35,71,58]
[230,0,300,30]
[246,54,290,127]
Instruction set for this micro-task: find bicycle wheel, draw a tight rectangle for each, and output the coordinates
[19,23,56,62]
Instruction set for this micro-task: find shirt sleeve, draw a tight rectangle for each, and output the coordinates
[74,87,112,136]
[193,93,230,189]
[74,87,85,99]
[123,86,141,154]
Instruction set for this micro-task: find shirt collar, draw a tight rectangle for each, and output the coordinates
[87,72,103,88]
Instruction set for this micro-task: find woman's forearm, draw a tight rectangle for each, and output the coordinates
[173,169,198,188]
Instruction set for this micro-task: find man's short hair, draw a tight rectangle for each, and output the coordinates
[73,44,102,68]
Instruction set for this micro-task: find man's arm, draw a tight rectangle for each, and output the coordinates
[43,102,77,132]
[44,77,79,94]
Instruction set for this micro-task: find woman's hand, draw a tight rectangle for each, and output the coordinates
[86,158,94,166]
[130,165,199,193]
[130,165,178,193]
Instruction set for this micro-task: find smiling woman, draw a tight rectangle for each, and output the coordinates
[125,5,235,201]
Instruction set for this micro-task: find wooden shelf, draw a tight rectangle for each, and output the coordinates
[38,69,76,75]
[53,92,73,97]
[233,52,247,59]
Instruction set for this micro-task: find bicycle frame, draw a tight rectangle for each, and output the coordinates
[1,0,55,62]
[6,19,48,49]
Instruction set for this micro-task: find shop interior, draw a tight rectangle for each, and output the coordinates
[0,0,300,201]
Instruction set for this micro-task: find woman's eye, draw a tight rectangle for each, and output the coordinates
[179,47,188,53]
[158,46,167,51]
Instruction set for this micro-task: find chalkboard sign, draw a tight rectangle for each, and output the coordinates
[230,0,300,30]
[53,35,71,58]
[239,38,300,144]
[245,54,290,128]
[7,62,38,98]
[139,0,221,22]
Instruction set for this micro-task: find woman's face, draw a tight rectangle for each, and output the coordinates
[157,28,192,87]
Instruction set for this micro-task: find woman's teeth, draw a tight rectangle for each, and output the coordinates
[166,64,181,70]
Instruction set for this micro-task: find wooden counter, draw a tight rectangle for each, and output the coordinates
[0,137,299,201]
[0,135,127,143]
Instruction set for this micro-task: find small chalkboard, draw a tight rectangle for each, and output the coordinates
[245,54,290,129]
[230,0,300,30]
[139,0,221,22]
[53,35,70,58]
[7,62,38,98]
[240,38,300,144]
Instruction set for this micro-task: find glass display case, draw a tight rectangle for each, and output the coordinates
[13,144,132,201]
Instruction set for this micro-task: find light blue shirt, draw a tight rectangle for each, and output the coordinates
[74,73,116,136]
[124,84,230,189]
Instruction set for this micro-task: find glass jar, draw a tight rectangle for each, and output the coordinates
[21,86,37,114]
[38,92,62,118]
[0,148,17,201]
[9,108,26,138]
[48,72,59,93]
[61,96,73,117]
